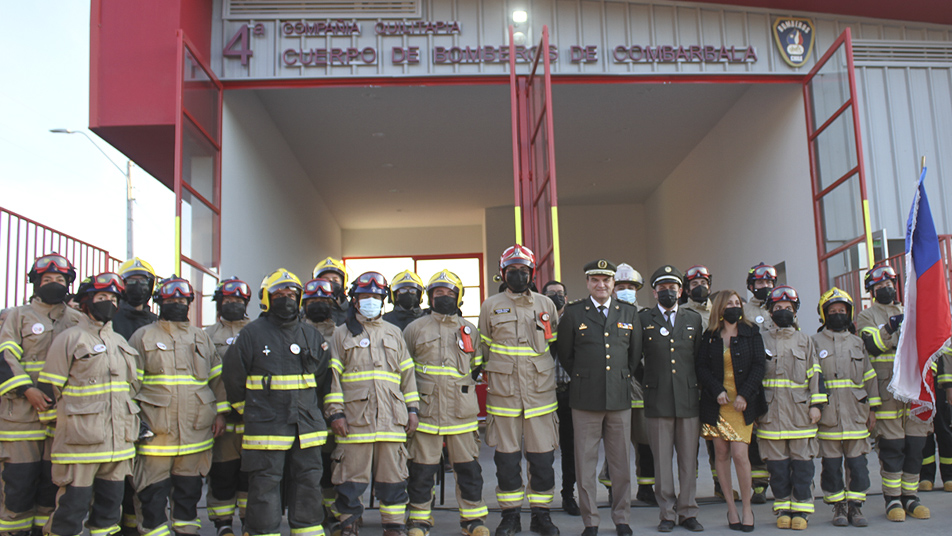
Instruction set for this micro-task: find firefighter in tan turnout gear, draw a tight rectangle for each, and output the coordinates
[479,245,560,536]
[403,270,488,536]
[129,277,228,536]
[203,278,252,536]
[325,272,420,536]
[0,253,84,536]
[38,273,141,536]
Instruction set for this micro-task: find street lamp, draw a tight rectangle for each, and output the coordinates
[50,128,134,260]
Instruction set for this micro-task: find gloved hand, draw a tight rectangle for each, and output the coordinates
[138,421,154,442]
[886,314,904,334]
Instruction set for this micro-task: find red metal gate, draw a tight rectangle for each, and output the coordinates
[509,25,561,285]
[803,28,874,300]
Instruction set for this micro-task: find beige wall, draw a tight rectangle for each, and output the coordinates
[342,225,482,257]
[221,90,341,310]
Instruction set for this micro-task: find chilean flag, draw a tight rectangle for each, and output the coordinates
[889,167,952,418]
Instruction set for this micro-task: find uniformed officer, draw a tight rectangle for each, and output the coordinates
[557,260,641,536]
[743,262,777,504]
[325,272,420,536]
[38,273,140,536]
[383,271,426,331]
[404,270,488,536]
[856,264,931,521]
[312,258,350,326]
[478,245,560,536]
[222,269,330,536]
[920,356,952,492]
[682,266,713,332]
[640,265,703,533]
[129,277,228,536]
[812,288,879,527]
[0,253,84,536]
[757,285,826,530]
[203,278,252,536]
[112,258,159,341]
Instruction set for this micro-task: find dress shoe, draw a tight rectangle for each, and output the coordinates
[680,518,704,532]
[658,520,675,533]
[615,524,632,536]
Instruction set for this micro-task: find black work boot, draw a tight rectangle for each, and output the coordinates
[529,508,559,536]
[495,508,521,536]
[561,494,580,516]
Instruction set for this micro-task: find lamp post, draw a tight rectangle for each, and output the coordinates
[50,128,134,260]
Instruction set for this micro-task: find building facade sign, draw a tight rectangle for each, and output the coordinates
[772,17,816,68]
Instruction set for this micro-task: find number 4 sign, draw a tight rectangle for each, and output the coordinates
[224,24,264,66]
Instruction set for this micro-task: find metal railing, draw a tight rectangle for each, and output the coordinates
[2,206,121,308]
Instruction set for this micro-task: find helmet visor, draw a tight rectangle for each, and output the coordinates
[750,265,777,280]
[221,280,251,299]
[34,254,71,273]
[157,280,193,300]
[685,265,711,282]
[770,286,799,304]
[92,272,125,292]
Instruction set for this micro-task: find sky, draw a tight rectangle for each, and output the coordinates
[1,1,175,301]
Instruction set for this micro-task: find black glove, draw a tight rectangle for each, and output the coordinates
[138,421,154,442]
[886,314,904,334]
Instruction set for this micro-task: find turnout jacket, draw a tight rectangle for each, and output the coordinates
[0,298,84,441]
[856,301,906,421]
[812,328,880,441]
[639,306,703,419]
[39,315,141,464]
[112,300,157,341]
[403,312,482,435]
[743,298,774,331]
[205,318,249,432]
[682,299,713,332]
[129,320,228,456]
[757,326,827,440]
[223,314,330,450]
[306,318,337,339]
[325,313,419,443]
[478,290,559,419]
[556,298,642,411]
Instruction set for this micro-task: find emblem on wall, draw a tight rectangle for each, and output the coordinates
[772,17,815,68]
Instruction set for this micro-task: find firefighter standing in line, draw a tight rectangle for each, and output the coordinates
[313,258,350,326]
[112,258,159,341]
[325,272,420,536]
[744,263,777,504]
[478,245,560,536]
[129,277,228,536]
[222,269,330,536]
[0,253,84,536]
[682,266,713,331]
[812,288,879,527]
[757,285,826,530]
[856,264,931,521]
[38,273,141,536]
[404,270,488,536]
[920,354,952,492]
[383,271,427,331]
[203,278,252,536]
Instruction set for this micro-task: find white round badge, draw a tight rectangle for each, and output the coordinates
[359,338,370,348]
[458,340,466,350]
[755,316,765,324]
[93,344,106,353]
[290,344,301,355]
[765,348,774,357]
[660,327,670,336]
[226,337,235,345]
[819,350,829,359]
[156,342,167,350]
[463,325,472,335]
[31,323,44,335]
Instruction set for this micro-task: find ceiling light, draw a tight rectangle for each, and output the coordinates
[512,10,528,23]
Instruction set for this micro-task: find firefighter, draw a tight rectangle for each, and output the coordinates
[682,265,713,331]
[313,258,350,325]
[0,253,84,536]
[744,262,777,504]
[812,288,879,527]
[222,269,330,536]
[383,271,426,331]
[757,285,826,530]
[478,245,560,536]
[856,264,931,521]
[37,272,140,536]
[203,278,252,536]
[404,270,488,536]
[325,272,420,536]
[112,258,158,341]
[128,276,228,536]
[921,355,952,492]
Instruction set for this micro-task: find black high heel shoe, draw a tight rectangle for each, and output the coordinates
[728,512,742,531]
[741,511,755,532]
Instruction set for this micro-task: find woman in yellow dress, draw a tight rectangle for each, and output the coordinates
[696,291,767,532]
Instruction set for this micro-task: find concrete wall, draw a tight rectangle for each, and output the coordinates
[644,83,822,331]
[220,90,341,309]
[342,225,482,257]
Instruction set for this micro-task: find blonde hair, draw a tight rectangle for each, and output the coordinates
[707,290,752,333]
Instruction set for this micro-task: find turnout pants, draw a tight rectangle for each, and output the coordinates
[760,438,816,514]
[920,399,952,485]
[646,416,699,523]
[47,461,131,536]
[207,431,247,526]
[875,410,931,498]
[408,431,487,525]
[242,438,323,536]
[818,439,871,503]
[485,413,558,511]
[133,451,211,536]
[574,409,630,527]
[332,442,409,529]
[320,437,338,522]
[0,438,55,534]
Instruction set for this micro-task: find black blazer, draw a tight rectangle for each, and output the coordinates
[695,322,767,426]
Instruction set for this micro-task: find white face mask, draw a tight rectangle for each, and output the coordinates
[358,297,383,318]
[616,289,638,305]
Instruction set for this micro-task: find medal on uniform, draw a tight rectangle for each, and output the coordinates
[156,342,167,350]
[458,339,466,350]
[31,323,44,335]
[538,312,552,340]
[756,315,765,324]
[321,341,329,351]
[359,338,370,348]
[290,343,301,355]
[459,325,475,353]
[660,327,670,336]
[819,350,828,359]
[226,337,235,345]
[93,344,106,352]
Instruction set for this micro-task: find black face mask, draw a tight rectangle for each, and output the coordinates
[875,287,897,305]
[220,302,246,322]
[546,294,566,310]
[657,289,679,309]
[826,313,851,332]
[505,270,530,293]
[124,281,152,307]
[722,306,743,325]
[305,301,333,323]
[159,302,190,322]
[772,309,795,328]
[89,300,117,322]
[690,285,709,303]
[270,296,299,321]
[752,286,772,302]
[394,291,419,310]
[36,282,68,304]
[329,282,345,300]
[432,296,458,315]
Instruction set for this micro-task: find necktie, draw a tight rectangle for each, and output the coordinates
[598,305,607,318]
[664,310,673,328]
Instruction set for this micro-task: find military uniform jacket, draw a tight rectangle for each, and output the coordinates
[205,318,249,431]
[478,290,559,419]
[556,298,642,412]
[39,315,141,464]
[129,320,228,456]
[0,298,84,441]
[757,326,826,440]
[683,299,712,332]
[223,314,330,451]
[403,312,482,435]
[639,306,702,419]
[325,313,419,443]
[743,299,774,331]
[812,329,880,441]
[856,301,906,421]
[112,300,157,341]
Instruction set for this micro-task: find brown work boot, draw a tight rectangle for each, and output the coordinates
[831,501,848,527]
[847,501,868,527]
[383,528,408,536]
[341,518,361,536]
